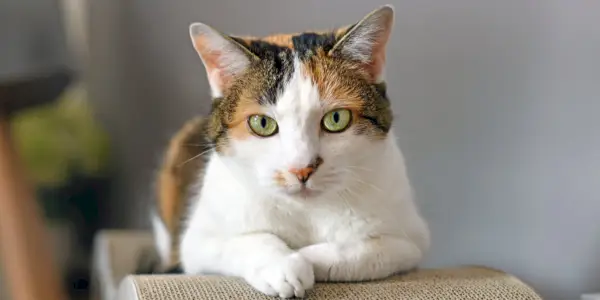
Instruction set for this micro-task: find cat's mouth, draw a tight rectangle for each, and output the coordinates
[284,185,322,199]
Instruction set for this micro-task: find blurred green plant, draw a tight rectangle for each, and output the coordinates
[11,84,111,187]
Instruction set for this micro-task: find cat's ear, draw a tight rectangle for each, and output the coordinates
[190,23,257,97]
[329,5,394,83]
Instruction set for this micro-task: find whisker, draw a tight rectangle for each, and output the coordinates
[354,178,384,193]
[342,168,384,193]
[345,165,373,172]
[336,189,358,215]
[342,187,361,199]
[183,143,213,147]
[177,147,214,167]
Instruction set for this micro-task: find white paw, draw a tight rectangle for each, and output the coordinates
[298,243,339,281]
[246,253,315,298]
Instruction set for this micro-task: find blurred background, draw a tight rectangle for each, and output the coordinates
[0,1,599,300]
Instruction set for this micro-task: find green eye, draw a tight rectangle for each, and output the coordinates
[248,115,278,137]
[322,109,352,133]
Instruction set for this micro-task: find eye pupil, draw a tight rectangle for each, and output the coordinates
[333,112,340,123]
[321,109,351,133]
[248,115,278,137]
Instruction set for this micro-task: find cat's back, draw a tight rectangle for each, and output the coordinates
[152,116,211,267]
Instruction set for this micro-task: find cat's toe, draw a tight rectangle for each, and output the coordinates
[284,253,314,297]
[247,253,314,298]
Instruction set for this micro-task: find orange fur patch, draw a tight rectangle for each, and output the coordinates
[333,25,352,39]
[301,55,366,113]
[156,117,208,267]
[263,34,294,48]
[158,119,201,232]
[273,171,287,187]
[235,33,296,48]
[227,96,264,140]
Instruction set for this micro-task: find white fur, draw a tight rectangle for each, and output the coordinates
[154,57,431,298]
[151,212,170,268]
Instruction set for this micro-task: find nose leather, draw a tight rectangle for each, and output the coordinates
[289,167,315,183]
[288,157,323,183]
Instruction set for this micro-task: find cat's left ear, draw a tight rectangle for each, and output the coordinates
[189,23,257,98]
[329,5,394,83]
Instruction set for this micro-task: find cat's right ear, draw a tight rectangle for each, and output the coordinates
[189,23,256,98]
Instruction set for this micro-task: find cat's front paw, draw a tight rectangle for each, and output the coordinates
[246,253,315,298]
[298,243,339,281]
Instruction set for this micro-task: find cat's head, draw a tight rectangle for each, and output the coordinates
[190,5,395,199]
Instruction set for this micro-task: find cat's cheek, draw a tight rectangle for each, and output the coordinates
[254,166,276,188]
[319,133,355,160]
[230,137,275,159]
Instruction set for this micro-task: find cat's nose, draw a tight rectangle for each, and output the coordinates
[288,157,323,183]
[289,166,315,183]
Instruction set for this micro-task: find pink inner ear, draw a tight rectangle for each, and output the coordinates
[366,43,387,82]
[352,7,394,83]
[193,37,233,92]
[368,19,393,82]
[203,50,221,70]
[204,51,230,89]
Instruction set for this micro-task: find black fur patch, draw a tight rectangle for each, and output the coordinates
[230,37,295,105]
[360,82,393,134]
[232,38,287,60]
[374,82,388,98]
[292,32,337,58]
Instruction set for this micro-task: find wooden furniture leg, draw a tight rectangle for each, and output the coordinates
[0,113,66,300]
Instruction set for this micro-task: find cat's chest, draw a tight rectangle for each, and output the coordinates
[248,200,377,249]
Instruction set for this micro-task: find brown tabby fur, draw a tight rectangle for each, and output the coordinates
[156,117,209,268]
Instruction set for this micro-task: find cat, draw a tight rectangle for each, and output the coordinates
[150,4,430,298]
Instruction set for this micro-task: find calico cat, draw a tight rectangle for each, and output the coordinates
[150,4,430,298]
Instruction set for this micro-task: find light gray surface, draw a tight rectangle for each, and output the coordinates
[88,1,600,299]
[0,0,70,81]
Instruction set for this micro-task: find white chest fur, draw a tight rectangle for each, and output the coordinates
[169,132,430,299]
[183,135,427,252]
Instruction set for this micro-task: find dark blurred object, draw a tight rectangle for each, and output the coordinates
[0,0,73,300]
[0,0,73,112]
[0,71,71,115]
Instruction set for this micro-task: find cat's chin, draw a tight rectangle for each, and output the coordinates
[277,186,324,200]
[288,188,322,199]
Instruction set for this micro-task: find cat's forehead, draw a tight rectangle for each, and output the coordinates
[209,29,392,151]
[232,26,351,54]
[231,29,369,108]
[274,59,322,117]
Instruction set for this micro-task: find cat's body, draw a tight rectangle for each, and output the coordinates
[151,5,430,298]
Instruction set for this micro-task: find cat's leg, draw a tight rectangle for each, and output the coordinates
[180,232,314,298]
[298,236,424,282]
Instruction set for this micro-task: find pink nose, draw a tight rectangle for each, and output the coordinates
[288,157,323,183]
[288,166,315,183]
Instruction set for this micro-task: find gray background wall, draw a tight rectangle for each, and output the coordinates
[88,1,600,299]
